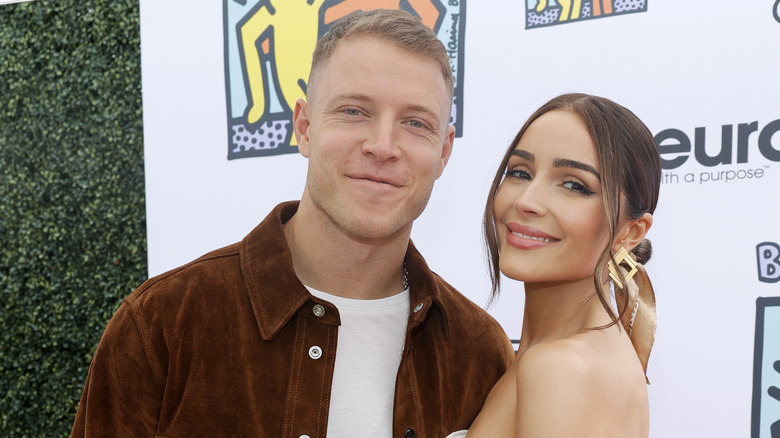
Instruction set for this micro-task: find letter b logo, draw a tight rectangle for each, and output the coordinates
[757,242,780,283]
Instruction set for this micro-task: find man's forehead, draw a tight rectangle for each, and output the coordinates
[311,38,448,105]
[317,36,437,81]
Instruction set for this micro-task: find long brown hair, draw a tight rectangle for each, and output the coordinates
[483,93,661,325]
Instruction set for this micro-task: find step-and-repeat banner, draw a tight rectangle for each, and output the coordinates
[140,1,780,436]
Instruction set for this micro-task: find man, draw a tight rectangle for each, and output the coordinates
[72,9,514,438]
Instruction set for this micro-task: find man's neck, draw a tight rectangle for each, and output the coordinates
[283,203,410,300]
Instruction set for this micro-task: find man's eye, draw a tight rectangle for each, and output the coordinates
[408,120,424,128]
[345,109,361,116]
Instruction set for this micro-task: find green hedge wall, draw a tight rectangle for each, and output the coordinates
[0,0,146,436]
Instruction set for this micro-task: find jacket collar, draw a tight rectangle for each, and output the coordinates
[239,201,451,340]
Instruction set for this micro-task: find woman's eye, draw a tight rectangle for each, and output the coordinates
[562,180,594,195]
[505,169,531,180]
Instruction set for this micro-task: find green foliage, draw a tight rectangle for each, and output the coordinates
[0,0,146,435]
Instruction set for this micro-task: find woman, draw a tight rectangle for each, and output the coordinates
[461,93,661,437]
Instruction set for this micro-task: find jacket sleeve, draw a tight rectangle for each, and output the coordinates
[71,302,164,437]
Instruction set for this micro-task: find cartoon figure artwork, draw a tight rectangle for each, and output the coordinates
[758,242,780,283]
[752,296,780,438]
[238,0,327,147]
[775,0,780,24]
[527,0,647,29]
[323,0,445,29]
[224,0,464,159]
[534,0,582,21]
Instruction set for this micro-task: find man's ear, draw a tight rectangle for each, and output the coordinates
[293,98,311,157]
[613,212,653,252]
[435,125,456,180]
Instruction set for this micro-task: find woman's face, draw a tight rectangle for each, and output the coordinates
[493,110,611,285]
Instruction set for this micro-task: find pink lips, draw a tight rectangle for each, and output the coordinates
[504,223,560,250]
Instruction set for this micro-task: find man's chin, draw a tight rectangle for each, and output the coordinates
[341,217,412,242]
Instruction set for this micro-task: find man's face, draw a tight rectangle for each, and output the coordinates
[293,37,455,241]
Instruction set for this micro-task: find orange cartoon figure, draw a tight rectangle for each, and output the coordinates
[592,0,613,16]
[323,0,444,29]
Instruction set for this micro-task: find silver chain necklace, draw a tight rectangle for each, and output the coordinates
[403,262,409,290]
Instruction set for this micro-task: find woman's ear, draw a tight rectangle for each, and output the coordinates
[613,213,653,252]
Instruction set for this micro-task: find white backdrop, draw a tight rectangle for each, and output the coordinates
[140,1,780,436]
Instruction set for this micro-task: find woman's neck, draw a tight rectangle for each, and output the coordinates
[516,278,612,355]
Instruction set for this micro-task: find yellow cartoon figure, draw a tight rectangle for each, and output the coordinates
[239,0,326,146]
[536,0,582,22]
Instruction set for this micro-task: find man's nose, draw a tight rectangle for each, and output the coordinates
[362,120,401,162]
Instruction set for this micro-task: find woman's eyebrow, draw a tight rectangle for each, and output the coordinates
[510,149,534,161]
[554,158,601,180]
[510,149,601,180]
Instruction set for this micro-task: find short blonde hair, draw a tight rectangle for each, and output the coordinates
[307,9,454,102]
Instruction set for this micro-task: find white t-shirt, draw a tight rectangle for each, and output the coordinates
[307,286,410,438]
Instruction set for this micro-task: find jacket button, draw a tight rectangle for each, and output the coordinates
[312,304,325,317]
[308,346,322,359]
[413,303,424,313]
[404,428,416,438]
[299,435,310,438]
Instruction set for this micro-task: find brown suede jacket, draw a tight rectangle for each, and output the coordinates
[72,201,515,437]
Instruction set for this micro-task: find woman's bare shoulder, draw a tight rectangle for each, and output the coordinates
[513,336,648,437]
[515,338,602,393]
[517,329,642,382]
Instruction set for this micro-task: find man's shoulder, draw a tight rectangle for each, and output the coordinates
[128,200,295,306]
[101,240,254,349]
[422,273,515,371]
[428,273,510,344]
[431,274,497,321]
[125,241,244,310]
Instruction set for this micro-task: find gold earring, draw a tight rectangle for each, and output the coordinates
[608,246,638,289]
